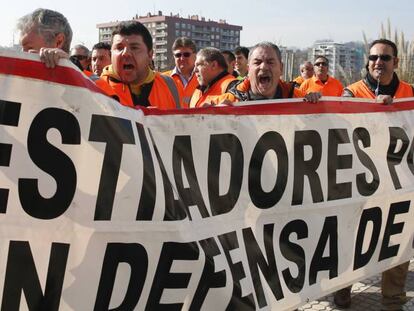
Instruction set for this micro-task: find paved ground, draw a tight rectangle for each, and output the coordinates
[298,260,414,311]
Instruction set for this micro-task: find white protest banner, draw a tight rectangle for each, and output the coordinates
[0,50,413,310]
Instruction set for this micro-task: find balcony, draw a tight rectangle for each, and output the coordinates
[99,30,112,35]
[192,34,210,41]
[155,31,167,37]
[155,40,168,45]
[155,54,168,61]
[220,37,237,44]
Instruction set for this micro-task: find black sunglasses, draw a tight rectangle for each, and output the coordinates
[174,52,192,58]
[368,54,393,62]
[314,62,328,67]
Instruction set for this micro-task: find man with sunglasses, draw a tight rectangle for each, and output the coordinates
[70,44,99,80]
[299,55,343,97]
[334,40,413,311]
[164,37,198,108]
[70,44,91,71]
[343,39,414,104]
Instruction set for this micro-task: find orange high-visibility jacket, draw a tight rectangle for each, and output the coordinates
[292,75,305,87]
[163,69,198,108]
[211,78,305,104]
[345,79,414,98]
[300,75,343,96]
[190,72,236,108]
[96,72,181,110]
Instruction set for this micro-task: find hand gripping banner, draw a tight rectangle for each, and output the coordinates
[0,50,413,310]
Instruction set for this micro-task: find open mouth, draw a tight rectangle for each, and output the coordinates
[123,64,134,70]
[258,74,271,84]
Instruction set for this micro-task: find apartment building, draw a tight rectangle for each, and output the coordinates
[97,11,242,71]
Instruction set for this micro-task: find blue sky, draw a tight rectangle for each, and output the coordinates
[1,0,414,49]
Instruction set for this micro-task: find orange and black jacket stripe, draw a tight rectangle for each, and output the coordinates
[344,73,414,98]
[228,78,302,101]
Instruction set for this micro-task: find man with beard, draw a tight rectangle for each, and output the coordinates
[342,39,414,103]
[96,21,181,109]
[334,40,413,311]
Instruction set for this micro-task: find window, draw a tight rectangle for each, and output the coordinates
[182,23,186,29]
[175,22,180,28]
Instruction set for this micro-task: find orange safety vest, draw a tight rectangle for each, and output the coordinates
[96,72,181,109]
[346,79,414,98]
[299,75,343,96]
[234,78,304,99]
[164,69,198,108]
[292,76,305,87]
[205,78,305,105]
[190,73,236,108]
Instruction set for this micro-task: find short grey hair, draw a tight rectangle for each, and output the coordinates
[17,8,73,53]
[197,47,227,70]
[300,61,313,70]
[71,44,90,56]
[248,41,282,63]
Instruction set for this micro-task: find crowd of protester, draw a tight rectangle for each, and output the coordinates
[13,7,414,311]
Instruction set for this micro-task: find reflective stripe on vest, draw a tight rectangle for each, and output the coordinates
[160,75,181,109]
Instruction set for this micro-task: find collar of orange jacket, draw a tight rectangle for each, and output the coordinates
[101,64,155,96]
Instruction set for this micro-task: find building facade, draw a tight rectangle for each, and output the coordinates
[97,11,242,71]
